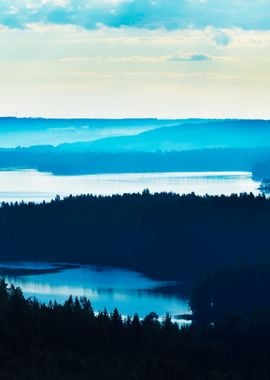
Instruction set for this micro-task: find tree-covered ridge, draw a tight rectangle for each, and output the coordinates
[1,279,270,379]
[1,192,270,282]
[1,147,270,175]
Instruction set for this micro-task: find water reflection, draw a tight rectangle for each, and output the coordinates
[1,262,189,319]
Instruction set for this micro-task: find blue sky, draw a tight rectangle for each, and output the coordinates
[1,0,270,118]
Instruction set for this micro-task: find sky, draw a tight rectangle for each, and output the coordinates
[0,0,270,119]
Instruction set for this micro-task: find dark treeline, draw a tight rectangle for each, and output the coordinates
[35,147,270,175]
[1,146,270,174]
[1,192,270,282]
[190,261,270,324]
[2,280,270,379]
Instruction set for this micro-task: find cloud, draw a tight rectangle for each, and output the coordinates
[58,53,212,64]
[207,28,233,46]
[0,0,270,31]
[168,53,211,62]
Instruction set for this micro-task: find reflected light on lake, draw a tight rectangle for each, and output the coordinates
[0,170,261,203]
[2,262,189,319]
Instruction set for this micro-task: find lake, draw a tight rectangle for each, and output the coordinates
[0,170,261,203]
[0,262,189,321]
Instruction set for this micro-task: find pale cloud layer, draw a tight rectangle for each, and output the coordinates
[0,0,270,31]
[0,2,270,118]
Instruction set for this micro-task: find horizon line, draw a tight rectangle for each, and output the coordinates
[0,116,270,122]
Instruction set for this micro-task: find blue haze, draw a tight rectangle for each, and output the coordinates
[0,118,176,148]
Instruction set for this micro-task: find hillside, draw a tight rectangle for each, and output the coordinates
[0,117,182,148]
[60,119,270,153]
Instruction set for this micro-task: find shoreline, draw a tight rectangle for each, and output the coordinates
[0,263,80,277]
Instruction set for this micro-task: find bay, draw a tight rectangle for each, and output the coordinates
[1,262,189,321]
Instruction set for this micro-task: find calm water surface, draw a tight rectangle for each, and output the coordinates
[0,170,261,203]
[1,262,188,320]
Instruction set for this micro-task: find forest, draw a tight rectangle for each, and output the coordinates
[0,192,270,283]
[1,193,270,378]
[1,146,270,175]
[33,147,270,175]
[1,274,270,379]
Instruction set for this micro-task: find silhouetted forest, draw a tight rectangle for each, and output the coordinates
[1,192,270,283]
[2,193,270,378]
[190,261,270,324]
[2,279,270,379]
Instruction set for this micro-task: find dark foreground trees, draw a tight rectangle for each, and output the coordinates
[1,280,270,379]
[190,261,270,325]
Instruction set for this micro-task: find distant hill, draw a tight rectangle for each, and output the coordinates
[0,117,202,148]
[2,118,270,152]
[61,119,270,153]
[1,118,270,175]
